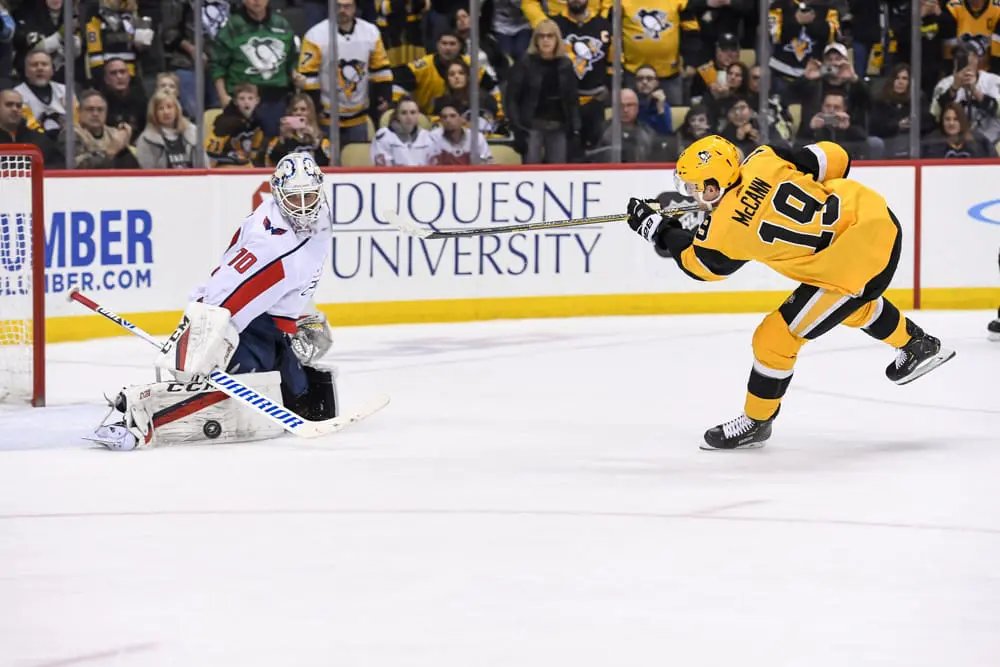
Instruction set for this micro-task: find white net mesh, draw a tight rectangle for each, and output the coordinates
[0,153,36,403]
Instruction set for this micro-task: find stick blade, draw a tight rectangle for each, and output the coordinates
[384,210,438,239]
[296,393,391,438]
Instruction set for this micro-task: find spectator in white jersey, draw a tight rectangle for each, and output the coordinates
[371,96,435,166]
[931,42,1000,146]
[0,88,64,168]
[14,50,73,140]
[428,97,493,165]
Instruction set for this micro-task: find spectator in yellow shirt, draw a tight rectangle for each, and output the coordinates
[620,0,701,106]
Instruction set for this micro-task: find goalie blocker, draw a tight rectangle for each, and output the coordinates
[90,302,338,450]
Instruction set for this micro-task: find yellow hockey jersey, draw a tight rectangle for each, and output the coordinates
[941,0,1000,67]
[298,18,393,128]
[677,143,899,297]
[391,54,504,118]
[521,0,612,28]
[376,0,428,66]
[621,0,700,78]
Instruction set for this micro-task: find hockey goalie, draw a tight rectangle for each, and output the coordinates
[90,153,337,451]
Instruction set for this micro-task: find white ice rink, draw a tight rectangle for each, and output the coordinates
[1,310,998,667]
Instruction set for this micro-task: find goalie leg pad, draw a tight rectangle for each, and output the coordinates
[156,302,239,380]
[286,365,339,421]
[89,372,287,449]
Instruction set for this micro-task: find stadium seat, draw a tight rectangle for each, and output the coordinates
[489,144,522,165]
[739,49,756,67]
[788,104,802,134]
[379,109,393,128]
[341,143,373,167]
[203,108,222,132]
[671,105,688,131]
[603,104,689,132]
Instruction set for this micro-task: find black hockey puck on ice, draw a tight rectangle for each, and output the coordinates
[203,420,222,439]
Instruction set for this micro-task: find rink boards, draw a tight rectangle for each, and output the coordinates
[31,162,1000,341]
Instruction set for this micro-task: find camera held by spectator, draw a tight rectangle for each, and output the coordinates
[931,41,1000,145]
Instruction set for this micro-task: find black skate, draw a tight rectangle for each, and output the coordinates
[701,408,779,451]
[988,316,1000,342]
[885,322,955,385]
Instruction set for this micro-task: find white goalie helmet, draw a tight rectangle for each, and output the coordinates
[271,152,327,234]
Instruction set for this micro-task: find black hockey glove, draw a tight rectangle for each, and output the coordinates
[626,197,665,243]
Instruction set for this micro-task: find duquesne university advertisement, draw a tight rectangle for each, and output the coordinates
[16,164,998,341]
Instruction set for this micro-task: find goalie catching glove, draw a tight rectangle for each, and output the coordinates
[291,311,333,366]
[155,302,240,381]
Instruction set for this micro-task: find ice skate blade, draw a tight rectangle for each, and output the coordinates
[699,441,767,451]
[989,332,1000,342]
[893,347,956,386]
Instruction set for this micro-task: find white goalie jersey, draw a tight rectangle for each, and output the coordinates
[192,196,333,335]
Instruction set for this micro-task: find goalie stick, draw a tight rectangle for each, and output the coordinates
[386,200,702,240]
[68,288,389,439]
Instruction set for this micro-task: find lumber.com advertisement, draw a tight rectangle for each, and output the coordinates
[38,176,220,319]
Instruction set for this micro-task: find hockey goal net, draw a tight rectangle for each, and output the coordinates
[0,145,45,406]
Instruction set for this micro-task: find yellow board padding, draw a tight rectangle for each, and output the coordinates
[41,287,929,343]
[45,310,185,344]
[920,287,1000,310]
[318,289,911,327]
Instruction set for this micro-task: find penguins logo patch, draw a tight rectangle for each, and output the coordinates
[634,9,671,40]
[338,59,367,97]
[566,34,606,78]
[784,27,815,62]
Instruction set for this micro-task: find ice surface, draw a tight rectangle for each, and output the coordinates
[0,311,998,667]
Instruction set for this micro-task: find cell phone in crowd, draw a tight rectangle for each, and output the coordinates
[821,114,840,126]
[282,115,307,131]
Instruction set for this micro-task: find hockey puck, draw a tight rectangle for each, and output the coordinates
[203,420,222,439]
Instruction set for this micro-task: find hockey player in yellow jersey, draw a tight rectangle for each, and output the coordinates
[625,135,956,450]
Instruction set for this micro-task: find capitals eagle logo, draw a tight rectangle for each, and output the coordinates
[634,9,671,40]
[565,34,606,78]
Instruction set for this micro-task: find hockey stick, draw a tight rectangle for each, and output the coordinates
[386,201,703,240]
[68,288,389,439]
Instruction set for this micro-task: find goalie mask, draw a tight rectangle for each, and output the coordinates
[271,152,327,234]
[674,135,742,209]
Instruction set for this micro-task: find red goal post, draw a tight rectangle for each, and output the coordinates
[0,144,45,407]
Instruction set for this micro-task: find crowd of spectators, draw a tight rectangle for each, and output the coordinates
[1,0,999,169]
